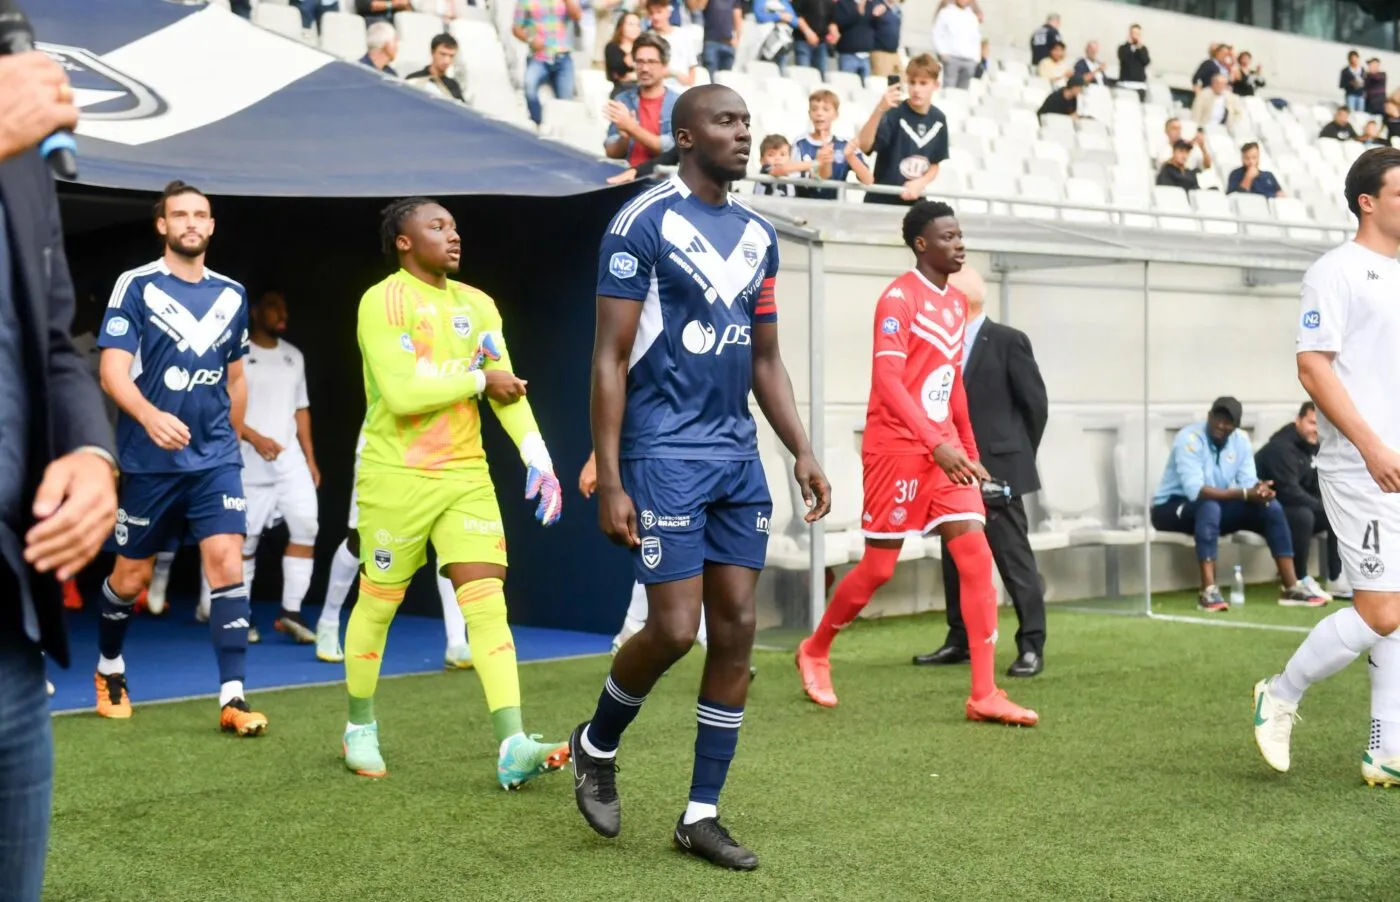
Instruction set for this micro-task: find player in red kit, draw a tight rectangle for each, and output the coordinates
[795,201,1037,726]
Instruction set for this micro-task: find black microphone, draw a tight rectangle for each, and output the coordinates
[0,0,78,179]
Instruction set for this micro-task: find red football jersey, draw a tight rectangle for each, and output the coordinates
[862,269,978,458]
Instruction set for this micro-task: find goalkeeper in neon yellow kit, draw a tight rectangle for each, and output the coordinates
[342,197,569,786]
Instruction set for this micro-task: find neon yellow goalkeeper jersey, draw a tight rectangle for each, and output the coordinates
[357,269,529,480]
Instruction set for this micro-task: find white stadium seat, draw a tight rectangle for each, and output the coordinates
[319,12,367,60]
[252,3,303,40]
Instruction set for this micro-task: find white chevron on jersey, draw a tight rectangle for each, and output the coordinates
[659,210,770,307]
[142,283,243,356]
[911,311,962,360]
[899,119,945,148]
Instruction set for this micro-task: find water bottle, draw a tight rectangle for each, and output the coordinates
[1230,565,1246,607]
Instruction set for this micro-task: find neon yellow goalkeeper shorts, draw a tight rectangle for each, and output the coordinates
[355,469,508,585]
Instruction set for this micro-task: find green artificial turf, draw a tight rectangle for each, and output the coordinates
[46,588,1400,902]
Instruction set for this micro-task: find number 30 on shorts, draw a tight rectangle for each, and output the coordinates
[894,478,919,504]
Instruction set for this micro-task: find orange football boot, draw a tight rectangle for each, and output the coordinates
[795,638,838,707]
[220,699,268,737]
[966,689,1038,726]
[95,671,132,719]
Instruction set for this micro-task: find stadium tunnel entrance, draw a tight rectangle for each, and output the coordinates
[58,185,641,635]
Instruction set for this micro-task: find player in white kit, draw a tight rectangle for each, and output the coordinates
[1253,147,1400,787]
[314,434,472,667]
[234,290,320,642]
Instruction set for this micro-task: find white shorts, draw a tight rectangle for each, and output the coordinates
[1320,475,1400,592]
[244,463,319,552]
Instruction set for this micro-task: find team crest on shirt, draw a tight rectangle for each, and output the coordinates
[452,314,472,337]
[610,252,638,279]
[1362,555,1386,578]
[114,524,128,546]
[373,548,392,570]
[942,308,955,328]
[890,507,907,526]
[742,242,759,267]
[1301,310,1321,330]
[641,536,662,569]
[881,317,900,335]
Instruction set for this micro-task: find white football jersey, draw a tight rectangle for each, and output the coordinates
[1296,240,1400,483]
[240,338,309,485]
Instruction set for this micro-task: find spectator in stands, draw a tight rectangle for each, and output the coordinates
[1116,23,1150,95]
[1192,42,1231,93]
[359,22,400,76]
[932,0,981,91]
[1157,140,1204,191]
[231,0,250,17]
[1073,41,1108,87]
[857,54,947,205]
[1231,50,1264,97]
[936,0,981,20]
[754,0,799,75]
[792,0,837,75]
[1036,74,1083,121]
[1386,101,1400,142]
[406,34,464,102]
[356,0,411,24]
[1366,58,1388,116]
[294,0,339,31]
[753,135,797,196]
[1150,397,1320,612]
[1341,50,1366,112]
[1226,143,1282,199]
[1030,13,1061,66]
[1157,119,1211,172]
[1255,401,1346,601]
[605,12,642,96]
[696,0,742,80]
[869,0,901,78]
[792,88,874,199]
[603,32,679,168]
[644,0,699,86]
[975,38,990,79]
[513,0,582,125]
[1036,41,1072,87]
[1320,106,1358,141]
[1361,120,1389,148]
[1191,72,1243,127]
[833,0,878,85]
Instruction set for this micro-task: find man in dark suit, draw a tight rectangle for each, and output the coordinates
[0,48,118,902]
[913,267,1050,676]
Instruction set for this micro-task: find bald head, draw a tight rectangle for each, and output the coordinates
[672,84,752,185]
[672,84,745,139]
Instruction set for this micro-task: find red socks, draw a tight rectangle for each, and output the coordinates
[947,531,999,701]
[807,546,901,656]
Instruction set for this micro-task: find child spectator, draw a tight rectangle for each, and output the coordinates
[791,89,874,199]
[754,135,797,196]
[857,54,948,205]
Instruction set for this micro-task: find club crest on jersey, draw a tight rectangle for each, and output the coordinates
[37,43,167,121]
[373,548,392,571]
[640,536,662,569]
[881,317,900,335]
[942,308,955,327]
[609,251,638,279]
[1362,555,1386,579]
[114,524,128,545]
[452,314,472,337]
[742,242,759,267]
[106,316,129,337]
[890,507,907,526]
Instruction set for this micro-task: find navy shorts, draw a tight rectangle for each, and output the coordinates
[622,458,772,584]
[104,463,247,559]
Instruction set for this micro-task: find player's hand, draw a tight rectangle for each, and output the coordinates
[816,143,835,164]
[0,53,79,164]
[1366,445,1400,493]
[141,410,191,452]
[24,450,117,582]
[794,452,831,523]
[247,432,283,461]
[598,484,641,547]
[484,369,528,404]
[932,443,979,485]
[526,464,563,526]
[969,460,992,482]
[579,452,598,498]
[308,460,322,489]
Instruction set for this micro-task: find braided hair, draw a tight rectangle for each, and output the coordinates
[379,197,436,264]
[900,199,956,251]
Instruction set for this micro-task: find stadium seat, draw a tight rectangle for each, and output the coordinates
[823,70,863,103]
[1113,415,1195,549]
[319,12,368,60]
[1151,186,1201,233]
[967,171,1015,215]
[1273,196,1327,241]
[1013,175,1060,220]
[395,11,445,76]
[1026,157,1067,183]
[252,3,303,40]
[786,65,822,91]
[1061,178,1111,224]
[1191,190,1239,235]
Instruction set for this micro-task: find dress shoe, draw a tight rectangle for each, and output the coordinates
[912,645,969,666]
[1006,651,1043,678]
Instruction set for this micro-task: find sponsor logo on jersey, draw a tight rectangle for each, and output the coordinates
[1368,270,1381,281]
[223,495,247,512]
[1301,310,1321,330]
[116,508,127,525]
[682,320,750,356]
[106,316,129,337]
[374,529,395,545]
[462,517,504,535]
[114,508,150,528]
[163,366,223,392]
[886,287,904,299]
[416,356,476,378]
[640,509,657,529]
[1362,554,1386,578]
[452,314,472,337]
[755,511,770,534]
[899,155,932,180]
[881,316,900,334]
[921,364,956,422]
[609,251,639,279]
[640,536,662,569]
[373,548,392,570]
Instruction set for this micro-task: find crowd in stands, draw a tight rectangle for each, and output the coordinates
[228,0,1400,234]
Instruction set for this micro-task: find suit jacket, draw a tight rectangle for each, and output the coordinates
[1191,89,1243,128]
[962,319,1048,497]
[0,150,115,667]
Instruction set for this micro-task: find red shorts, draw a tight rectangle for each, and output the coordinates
[861,452,985,539]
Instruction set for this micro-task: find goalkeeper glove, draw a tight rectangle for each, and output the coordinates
[525,464,563,526]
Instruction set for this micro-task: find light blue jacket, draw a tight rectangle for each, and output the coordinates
[1153,421,1258,505]
[606,86,682,156]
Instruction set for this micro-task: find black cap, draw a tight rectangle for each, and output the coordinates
[1210,396,1242,425]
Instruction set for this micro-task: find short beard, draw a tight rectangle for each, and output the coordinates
[167,234,210,259]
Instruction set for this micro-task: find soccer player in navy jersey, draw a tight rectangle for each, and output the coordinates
[93,180,267,736]
[569,84,831,870]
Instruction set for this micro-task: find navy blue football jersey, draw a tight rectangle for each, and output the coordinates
[97,260,249,474]
[596,176,780,461]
